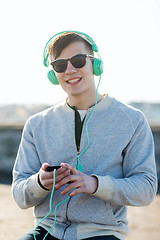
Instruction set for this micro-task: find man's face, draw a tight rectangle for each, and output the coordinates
[52,41,95,98]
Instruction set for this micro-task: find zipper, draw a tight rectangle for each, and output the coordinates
[62,108,85,239]
[62,196,72,239]
[77,150,79,169]
[62,150,80,239]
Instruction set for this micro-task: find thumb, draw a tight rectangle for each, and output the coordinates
[41,163,49,171]
[60,163,78,174]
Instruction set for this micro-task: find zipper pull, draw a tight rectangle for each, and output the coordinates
[77,161,83,172]
[77,152,83,172]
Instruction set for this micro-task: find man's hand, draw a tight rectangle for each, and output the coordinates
[55,163,98,197]
[38,163,70,191]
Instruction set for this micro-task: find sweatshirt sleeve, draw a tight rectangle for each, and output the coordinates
[92,113,158,207]
[12,119,49,209]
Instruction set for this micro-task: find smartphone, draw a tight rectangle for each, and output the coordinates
[46,166,61,172]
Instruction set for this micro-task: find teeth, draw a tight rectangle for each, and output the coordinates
[67,78,80,83]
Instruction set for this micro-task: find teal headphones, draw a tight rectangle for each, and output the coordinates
[43,30,103,85]
[34,32,103,239]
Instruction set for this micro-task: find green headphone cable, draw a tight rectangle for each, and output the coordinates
[33,170,70,240]
[33,74,101,240]
[77,74,101,172]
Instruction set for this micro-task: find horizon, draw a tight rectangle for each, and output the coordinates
[1,97,160,106]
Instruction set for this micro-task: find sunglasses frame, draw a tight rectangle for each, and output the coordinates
[51,54,94,73]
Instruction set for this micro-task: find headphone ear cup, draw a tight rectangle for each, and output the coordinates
[93,58,103,76]
[47,70,59,85]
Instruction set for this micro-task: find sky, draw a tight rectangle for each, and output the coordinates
[0,0,160,105]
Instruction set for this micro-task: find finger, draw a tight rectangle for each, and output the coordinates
[43,168,70,190]
[55,167,68,177]
[61,180,82,196]
[55,174,77,191]
[68,187,85,197]
[55,169,71,185]
[61,163,78,175]
[41,165,67,180]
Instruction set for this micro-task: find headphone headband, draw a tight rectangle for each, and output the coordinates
[43,30,99,67]
[43,30,103,85]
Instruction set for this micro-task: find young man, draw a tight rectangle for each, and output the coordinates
[12,31,157,240]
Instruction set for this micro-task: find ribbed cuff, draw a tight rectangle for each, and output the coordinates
[28,173,50,198]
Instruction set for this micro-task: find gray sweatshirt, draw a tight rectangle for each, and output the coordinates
[12,94,157,240]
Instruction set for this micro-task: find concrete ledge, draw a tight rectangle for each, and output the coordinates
[0,123,24,130]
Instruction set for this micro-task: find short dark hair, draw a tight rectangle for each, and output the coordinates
[49,32,93,59]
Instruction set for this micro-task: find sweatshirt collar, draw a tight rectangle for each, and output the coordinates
[63,94,113,113]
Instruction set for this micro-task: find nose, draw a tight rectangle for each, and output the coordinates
[65,60,77,74]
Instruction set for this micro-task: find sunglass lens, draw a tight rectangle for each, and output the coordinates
[53,60,67,73]
[71,54,86,68]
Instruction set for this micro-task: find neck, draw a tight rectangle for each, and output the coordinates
[67,91,103,110]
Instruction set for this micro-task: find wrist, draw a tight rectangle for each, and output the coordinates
[38,173,49,191]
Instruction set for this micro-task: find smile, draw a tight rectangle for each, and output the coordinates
[66,78,82,84]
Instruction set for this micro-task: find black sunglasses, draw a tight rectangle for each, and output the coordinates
[51,54,94,73]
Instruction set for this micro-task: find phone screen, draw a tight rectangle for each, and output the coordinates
[46,166,61,172]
